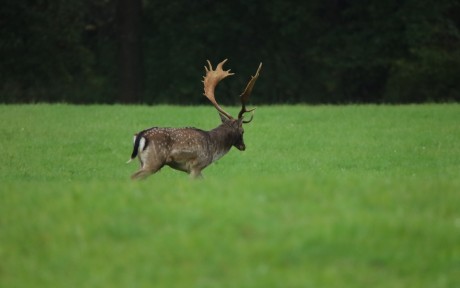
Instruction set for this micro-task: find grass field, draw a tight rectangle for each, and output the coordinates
[1,104,459,288]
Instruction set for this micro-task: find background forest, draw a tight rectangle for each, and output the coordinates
[1,0,460,104]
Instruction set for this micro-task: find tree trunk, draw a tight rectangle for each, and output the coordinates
[117,0,143,103]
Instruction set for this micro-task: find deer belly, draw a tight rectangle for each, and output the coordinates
[166,161,189,172]
[166,149,195,172]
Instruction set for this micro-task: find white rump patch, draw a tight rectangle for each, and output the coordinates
[139,137,146,152]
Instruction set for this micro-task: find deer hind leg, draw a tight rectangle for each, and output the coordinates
[131,162,163,180]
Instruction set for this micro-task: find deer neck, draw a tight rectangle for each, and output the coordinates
[208,124,237,162]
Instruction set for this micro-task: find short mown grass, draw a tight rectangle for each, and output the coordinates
[1,104,459,288]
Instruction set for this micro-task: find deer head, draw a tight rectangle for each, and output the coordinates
[203,59,262,151]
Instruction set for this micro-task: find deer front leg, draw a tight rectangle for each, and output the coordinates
[189,168,203,179]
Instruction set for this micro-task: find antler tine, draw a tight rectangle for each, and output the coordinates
[238,63,262,121]
[203,59,234,120]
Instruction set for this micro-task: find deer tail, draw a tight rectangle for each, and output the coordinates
[127,133,147,164]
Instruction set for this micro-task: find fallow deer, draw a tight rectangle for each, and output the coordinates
[127,59,262,179]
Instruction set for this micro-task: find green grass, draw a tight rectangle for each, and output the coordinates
[1,104,459,288]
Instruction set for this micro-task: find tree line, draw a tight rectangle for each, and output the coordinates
[1,0,459,104]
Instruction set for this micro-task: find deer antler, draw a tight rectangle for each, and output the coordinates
[203,59,234,120]
[238,63,262,123]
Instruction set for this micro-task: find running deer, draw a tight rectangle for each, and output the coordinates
[127,59,262,179]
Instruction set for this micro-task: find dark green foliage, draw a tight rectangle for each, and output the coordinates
[1,0,459,103]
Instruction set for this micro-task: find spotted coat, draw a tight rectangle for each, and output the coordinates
[128,117,246,179]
